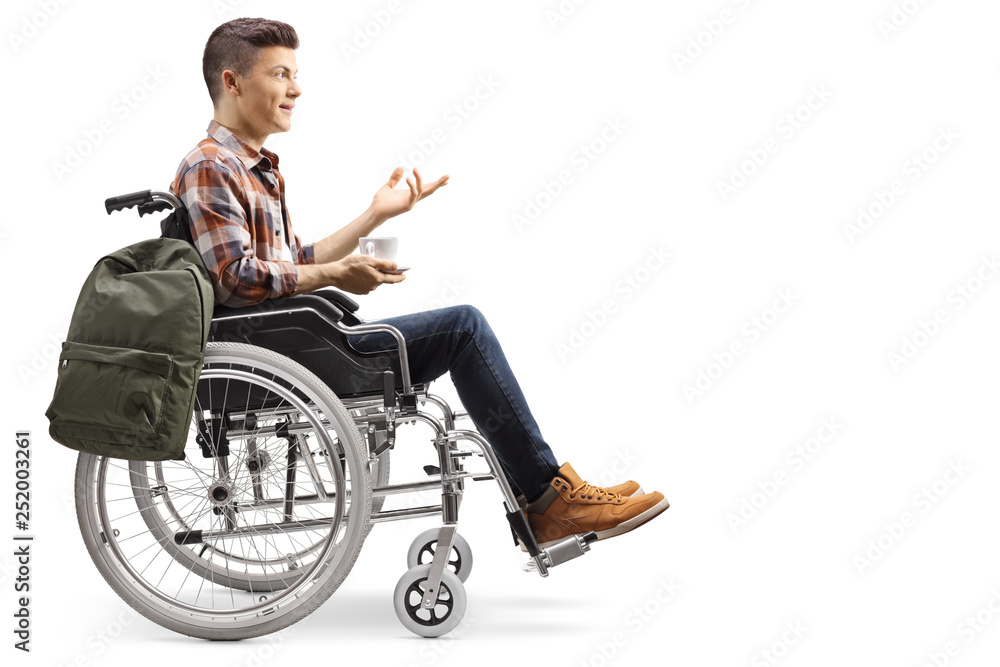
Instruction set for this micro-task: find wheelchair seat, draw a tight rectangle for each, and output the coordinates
[210,289,415,400]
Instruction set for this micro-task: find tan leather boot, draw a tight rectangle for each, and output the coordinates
[606,479,643,496]
[522,463,668,550]
[516,478,641,509]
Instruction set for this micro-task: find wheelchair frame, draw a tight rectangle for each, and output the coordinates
[75,190,598,639]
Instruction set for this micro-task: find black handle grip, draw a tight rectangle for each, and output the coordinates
[383,370,395,408]
[137,201,172,217]
[105,190,152,215]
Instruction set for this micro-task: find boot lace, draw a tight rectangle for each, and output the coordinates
[568,480,622,502]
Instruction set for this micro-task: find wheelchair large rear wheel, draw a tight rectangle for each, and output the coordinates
[75,343,371,640]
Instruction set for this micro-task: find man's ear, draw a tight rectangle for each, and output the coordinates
[221,70,240,97]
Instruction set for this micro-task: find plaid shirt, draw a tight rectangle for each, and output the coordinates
[170,119,315,307]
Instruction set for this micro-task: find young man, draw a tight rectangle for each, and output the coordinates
[170,17,668,549]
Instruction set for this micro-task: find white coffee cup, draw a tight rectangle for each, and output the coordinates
[359,237,398,261]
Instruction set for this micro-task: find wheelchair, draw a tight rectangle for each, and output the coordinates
[74,190,599,640]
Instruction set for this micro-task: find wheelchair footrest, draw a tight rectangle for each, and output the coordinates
[522,532,598,573]
[543,531,597,567]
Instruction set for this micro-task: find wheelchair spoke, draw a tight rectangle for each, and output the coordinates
[75,343,371,638]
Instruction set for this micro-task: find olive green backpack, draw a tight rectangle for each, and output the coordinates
[46,238,213,460]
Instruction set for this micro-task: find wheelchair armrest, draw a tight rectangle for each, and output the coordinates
[313,288,360,314]
[212,293,345,324]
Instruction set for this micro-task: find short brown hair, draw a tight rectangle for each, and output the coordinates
[203,18,299,107]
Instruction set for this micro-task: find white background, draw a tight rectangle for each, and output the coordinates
[3,0,1000,665]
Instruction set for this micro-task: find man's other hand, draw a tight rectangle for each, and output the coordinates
[293,254,405,296]
[294,254,405,296]
[371,166,449,222]
[330,254,405,295]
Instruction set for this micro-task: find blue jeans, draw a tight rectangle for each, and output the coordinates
[345,305,560,501]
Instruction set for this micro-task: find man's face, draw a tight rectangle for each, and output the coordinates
[230,45,301,138]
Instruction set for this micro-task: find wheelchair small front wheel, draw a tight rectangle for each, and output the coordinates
[393,564,467,638]
[406,528,473,582]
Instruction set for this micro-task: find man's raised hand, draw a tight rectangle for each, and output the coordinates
[371,166,449,222]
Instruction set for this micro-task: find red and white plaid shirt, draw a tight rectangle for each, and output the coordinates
[170,119,315,307]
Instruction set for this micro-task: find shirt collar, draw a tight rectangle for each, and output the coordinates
[206,119,280,171]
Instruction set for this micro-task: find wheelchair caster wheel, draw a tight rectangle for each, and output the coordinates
[393,564,467,638]
[406,528,473,582]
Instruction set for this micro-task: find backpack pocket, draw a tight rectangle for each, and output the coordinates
[51,341,174,436]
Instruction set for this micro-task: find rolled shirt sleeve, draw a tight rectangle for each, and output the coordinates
[297,239,316,265]
[178,160,299,307]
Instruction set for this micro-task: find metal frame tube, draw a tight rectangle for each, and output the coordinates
[179,517,334,542]
[420,393,456,431]
[369,505,443,523]
[332,320,413,393]
[372,479,445,497]
[151,191,182,209]
[443,429,520,513]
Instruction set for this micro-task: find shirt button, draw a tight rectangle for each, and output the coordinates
[276,230,281,235]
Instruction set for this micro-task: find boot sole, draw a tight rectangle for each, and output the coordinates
[519,496,669,553]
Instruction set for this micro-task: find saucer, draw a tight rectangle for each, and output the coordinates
[380,266,410,275]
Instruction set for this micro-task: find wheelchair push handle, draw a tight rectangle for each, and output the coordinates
[105,189,152,214]
[105,190,181,217]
